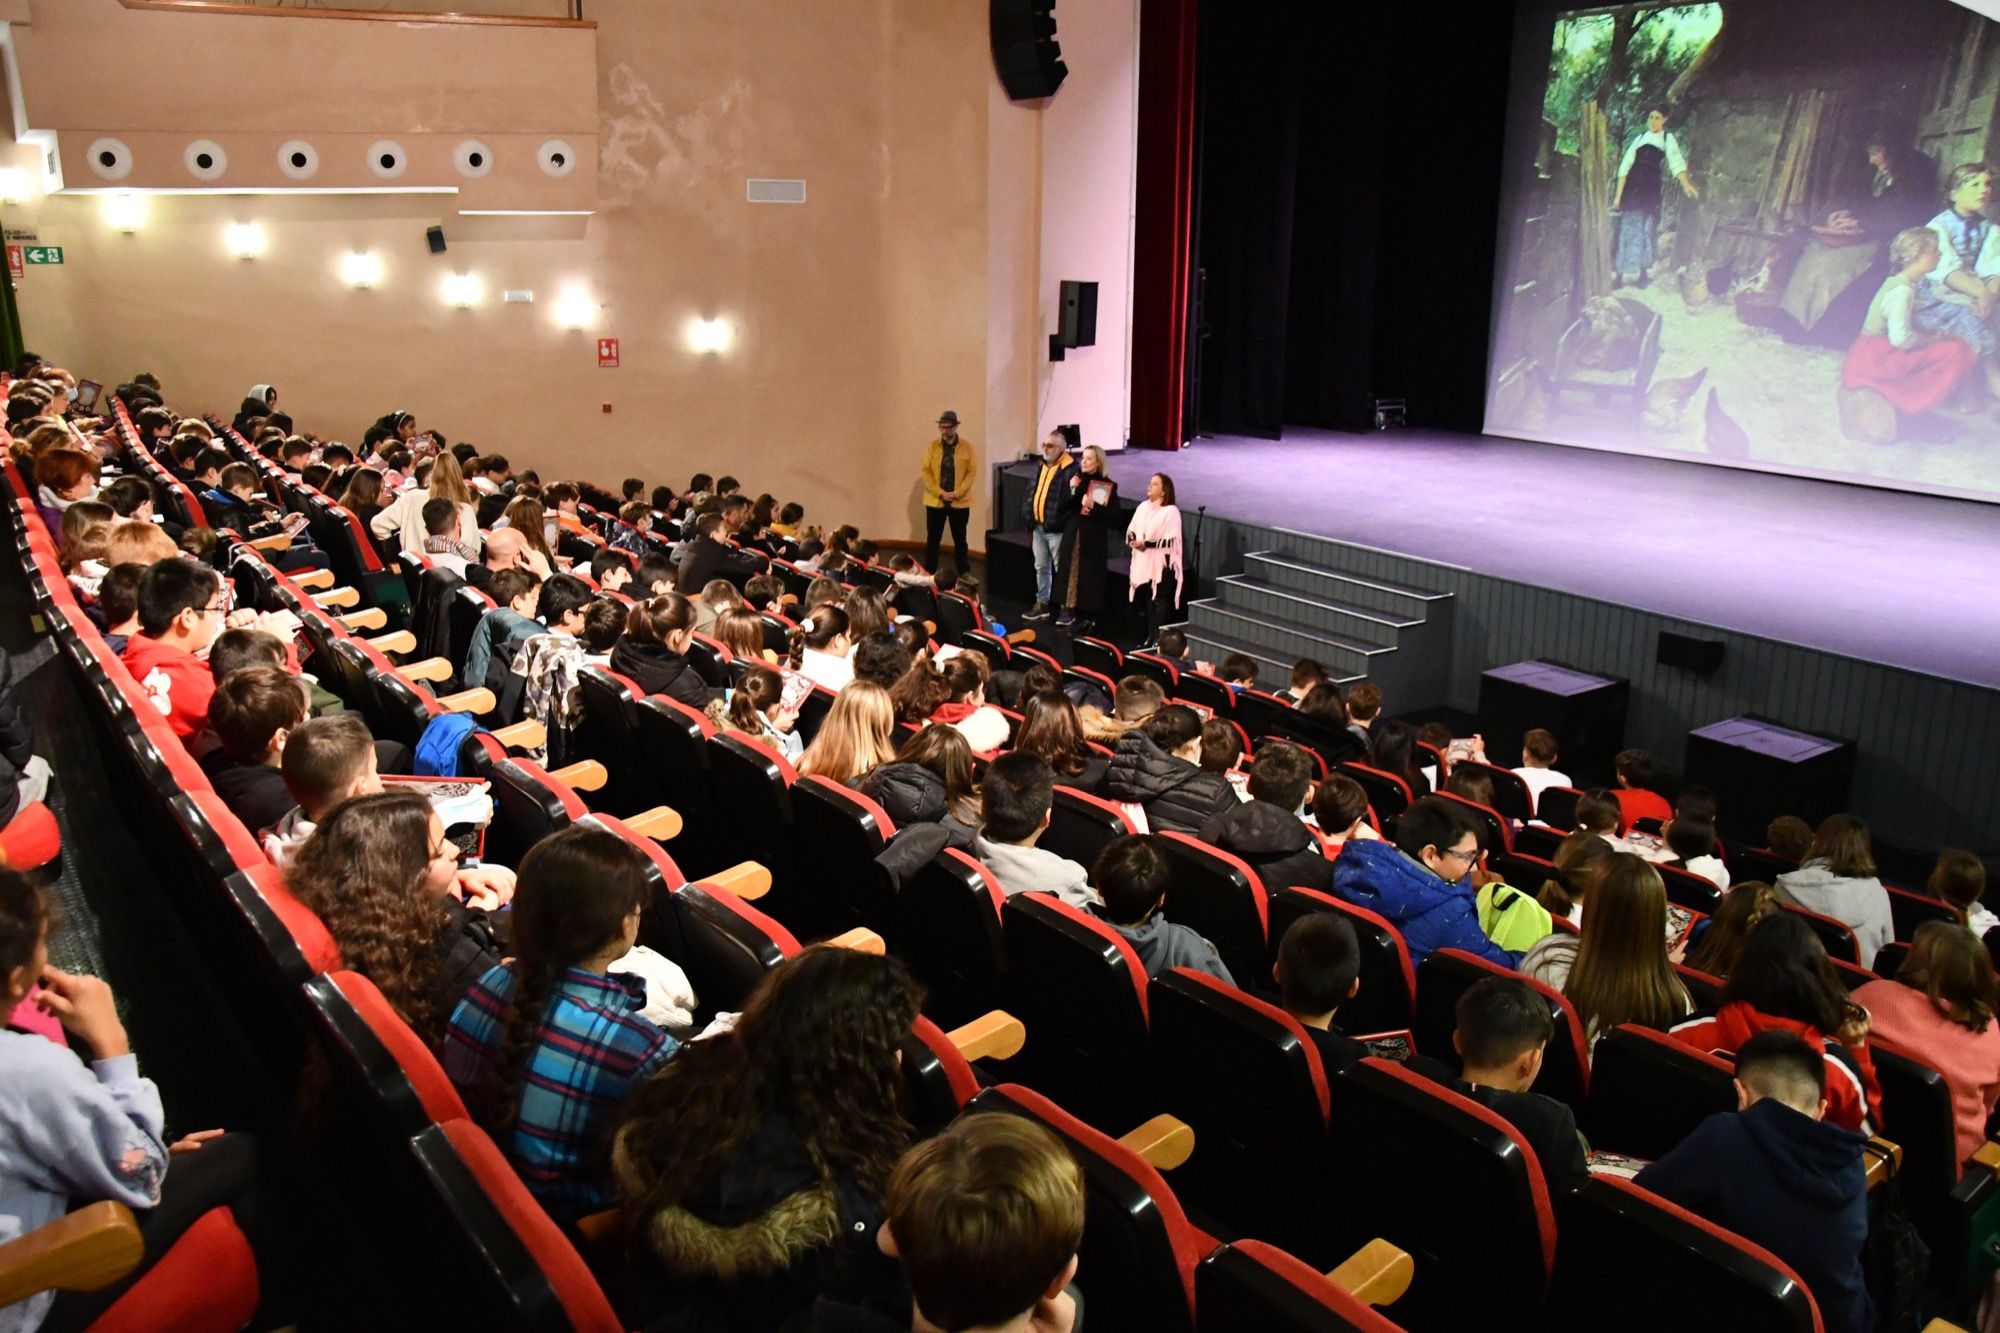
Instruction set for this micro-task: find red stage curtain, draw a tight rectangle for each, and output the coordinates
[1129,0,1199,450]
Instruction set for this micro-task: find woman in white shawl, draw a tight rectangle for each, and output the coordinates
[1124,471,1183,647]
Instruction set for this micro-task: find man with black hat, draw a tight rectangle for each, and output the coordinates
[920,410,975,575]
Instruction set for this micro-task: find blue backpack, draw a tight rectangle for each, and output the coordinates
[414,712,478,776]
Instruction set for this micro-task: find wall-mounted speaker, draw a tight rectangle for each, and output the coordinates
[1049,278,1098,362]
[1056,423,1082,450]
[426,225,447,255]
[991,0,1067,101]
[1658,630,1725,673]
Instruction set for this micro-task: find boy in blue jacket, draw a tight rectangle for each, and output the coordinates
[1330,796,1518,967]
[1635,1030,1872,1333]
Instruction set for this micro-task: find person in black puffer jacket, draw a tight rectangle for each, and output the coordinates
[609,591,718,711]
[856,725,981,850]
[1200,741,1332,893]
[1105,705,1238,834]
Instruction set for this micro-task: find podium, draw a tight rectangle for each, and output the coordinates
[1478,660,1629,784]
[1684,716,1854,845]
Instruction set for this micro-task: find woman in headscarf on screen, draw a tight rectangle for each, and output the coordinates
[1612,103,1699,289]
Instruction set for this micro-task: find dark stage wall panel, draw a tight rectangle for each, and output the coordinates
[1193,515,1992,852]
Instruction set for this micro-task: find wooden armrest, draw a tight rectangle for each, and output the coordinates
[1923,1321,1974,1333]
[1327,1238,1414,1307]
[365,630,417,655]
[336,607,388,631]
[397,657,453,683]
[311,586,360,608]
[1866,1137,1903,1190]
[1117,1114,1194,1170]
[436,688,495,715]
[248,532,292,552]
[624,806,684,840]
[489,719,546,751]
[1973,1141,2000,1181]
[550,759,608,792]
[922,620,937,635]
[1004,628,1037,645]
[291,568,334,589]
[702,861,771,900]
[826,927,885,954]
[0,1201,144,1309]
[574,1209,618,1246]
[947,1010,1025,1062]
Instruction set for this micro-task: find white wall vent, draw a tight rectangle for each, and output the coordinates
[746,178,806,204]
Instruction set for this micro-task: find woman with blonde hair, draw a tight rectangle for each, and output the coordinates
[1056,443,1119,629]
[795,680,896,784]
[1520,852,1691,1043]
[373,451,481,560]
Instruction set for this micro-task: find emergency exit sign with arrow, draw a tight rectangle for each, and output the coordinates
[22,246,61,265]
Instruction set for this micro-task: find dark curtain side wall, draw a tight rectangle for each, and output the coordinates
[1188,0,1514,438]
[1190,3,1304,438]
[1130,0,1200,451]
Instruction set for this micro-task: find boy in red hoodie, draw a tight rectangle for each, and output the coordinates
[121,557,227,741]
[1612,747,1674,827]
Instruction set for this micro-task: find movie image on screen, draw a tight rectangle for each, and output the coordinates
[1486,0,2000,503]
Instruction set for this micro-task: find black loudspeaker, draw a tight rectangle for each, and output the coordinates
[1056,423,1081,450]
[1059,279,1098,347]
[1657,630,1725,673]
[426,225,447,255]
[991,0,1067,101]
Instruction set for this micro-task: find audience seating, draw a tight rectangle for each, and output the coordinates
[1072,635,1124,680]
[1886,883,1962,940]
[1535,786,1582,830]
[1324,1057,1556,1331]
[1148,967,1338,1264]
[1731,847,1799,884]
[1546,1177,1821,1333]
[1434,790,1511,855]
[1266,887,1417,1038]
[1127,650,1182,693]
[1338,762,1412,824]
[1657,861,1723,915]
[1175,668,1236,716]
[1042,783,1139,870]
[1453,760,1533,823]
[1414,949,1589,1111]
[1195,1241,1408,1333]
[1779,902,1862,966]
[1230,686,1295,741]
[1583,1023,1736,1161]
[1157,831,1271,990]
[788,774,896,940]
[894,847,1009,1030]
[1000,893,1156,1133]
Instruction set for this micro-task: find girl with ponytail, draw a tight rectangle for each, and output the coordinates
[789,604,854,691]
[611,592,715,709]
[442,825,677,1221]
[721,665,803,761]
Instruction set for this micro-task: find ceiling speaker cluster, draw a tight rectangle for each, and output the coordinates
[991,0,1067,101]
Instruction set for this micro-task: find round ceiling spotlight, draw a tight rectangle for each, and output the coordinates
[366,139,408,180]
[277,140,319,181]
[184,140,228,182]
[87,138,133,182]
[537,139,577,178]
[453,139,493,179]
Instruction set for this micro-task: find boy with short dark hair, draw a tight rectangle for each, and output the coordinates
[589,547,635,595]
[421,496,476,575]
[97,563,145,655]
[1636,1031,1871,1333]
[465,566,544,690]
[855,1113,1084,1333]
[1155,626,1192,672]
[261,713,382,864]
[1200,741,1331,892]
[512,573,597,760]
[1285,657,1325,705]
[1444,975,1589,1194]
[1274,913,1367,1070]
[1311,773,1377,851]
[972,753,1097,909]
[1613,747,1673,827]
[1344,681,1382,751]
[201,666,311,831]
[613,501,653,557]
[1091,833,1232,983]
[122,557,226,740]
[1217,652,1258,695]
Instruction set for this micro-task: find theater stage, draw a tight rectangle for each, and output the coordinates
[1104,428,2000,691]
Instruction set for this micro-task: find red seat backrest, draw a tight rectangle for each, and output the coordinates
[333,970,469,1124]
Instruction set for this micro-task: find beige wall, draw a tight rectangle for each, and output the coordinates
[7,0,1138,545]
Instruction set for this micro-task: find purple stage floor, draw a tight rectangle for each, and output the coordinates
[1105,429,2000,689]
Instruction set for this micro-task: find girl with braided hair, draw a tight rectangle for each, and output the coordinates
[442,825,674,1222]
[611,947,922,1329]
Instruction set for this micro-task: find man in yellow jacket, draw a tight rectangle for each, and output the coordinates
[920,410,975,574]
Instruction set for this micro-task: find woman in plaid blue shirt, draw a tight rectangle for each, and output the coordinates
[443,826,677,1222]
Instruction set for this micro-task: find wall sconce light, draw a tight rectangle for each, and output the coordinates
[441,271,484,307]
[0,169,30,205]
[553,286,596,330]
[223,221,266,259]
[340,251,384,288]
[103,194,147,233]
[687,317,732,355]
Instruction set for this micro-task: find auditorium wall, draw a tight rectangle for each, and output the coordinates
[2,0,1137,545]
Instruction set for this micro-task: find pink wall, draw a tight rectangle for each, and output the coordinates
[4,0,1143,543]
[1034,0,1140,454]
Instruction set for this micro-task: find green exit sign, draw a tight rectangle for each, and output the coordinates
[22,246,61,265]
